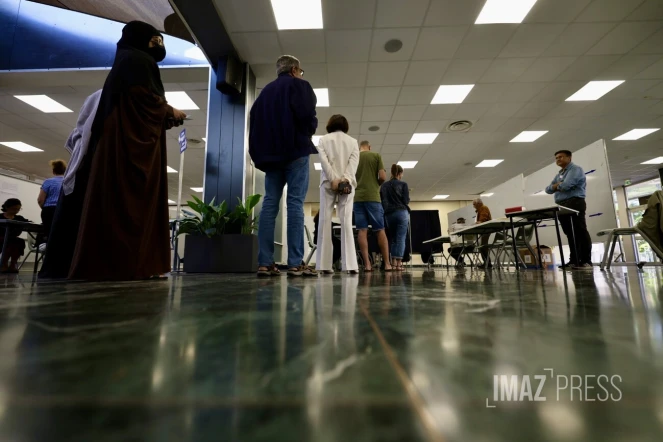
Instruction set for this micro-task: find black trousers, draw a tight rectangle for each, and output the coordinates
[40,206,57,243]
[558,197,593,265]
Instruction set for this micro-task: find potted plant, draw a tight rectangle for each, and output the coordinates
[179,194,261,273]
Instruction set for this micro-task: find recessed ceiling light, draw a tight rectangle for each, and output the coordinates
[431,85,475,104]
[314,162,322,170]
[165,91,199,110]
[641,157,663,165]
[398,161,418,169]
[409,133,439,144]
[168,199,176,204]
[0,141,43,152]
[566,81,624,101]
[166,166,178,173]
[191,187,204,192]
[613,128,660,141]
[270,0,323,30]
[475,0,538,24]
[312,135,322,146]
[480,193,494,197]
[314,88,329,107]
[510,130,548,142]
[14,95,73,113]
[476,159,504,168]
[433,195,449,200]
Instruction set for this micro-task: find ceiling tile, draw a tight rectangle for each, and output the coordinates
[325,30,372,62]
[366,62,409,86]
[543,23,617,57]
[416,120,450,132]
[391,105,428,120]
[532,81,586,102]
[327,63,368,87]
[381,145,406,154]
[464,83,505,103]
[375,0,430,27]
[452,103,488,121]
[362,106,395,121]
[634,58,663,79]
[412,26,468,60]
[556,55,621,81]
[495,118,538,135]
[512,101,559,119]
[328,106,362,122]
[480,58,536,83]
[518,57,578,82]
[278,30,326,63]
[422,104,458,120]
[214,0,277,33]
[597,54,662,80]
[499,82,548,102]
[632,28,663,54]
[454,25,518,59]
[387,120,419,134]
[232,32,281,64]
[364,86,401,105]
[483,102,526,118]
[425,0,486,26]
[329,88,365,107]
[397,85,437,105]
[370,28,420,61]
[499,24,567,58]
[587,22,662,55]
[359,134,386,145]
[323,0,377,30]
[299,63,328,88]
[471,116,508,132]
[575,0,645,22]
[526,0,592,22]
[384,134,412,144]
[441,59,492,83]
[626,0,663,20]
[404,60,450,85]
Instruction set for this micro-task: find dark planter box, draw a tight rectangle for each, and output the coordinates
[183,234,258,273]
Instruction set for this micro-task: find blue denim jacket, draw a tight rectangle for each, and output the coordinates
[545,162,586,204]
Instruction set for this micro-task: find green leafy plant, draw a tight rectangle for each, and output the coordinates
[228,194,262,234]
[178,196,229,238]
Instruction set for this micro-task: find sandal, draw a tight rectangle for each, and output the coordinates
[257,263,281,277]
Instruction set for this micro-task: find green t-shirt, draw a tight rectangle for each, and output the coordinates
[355,151,384,203]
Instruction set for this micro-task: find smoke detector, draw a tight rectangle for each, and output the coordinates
[368,125,380,132]
[384,39,403,53]
[447,120,473,132]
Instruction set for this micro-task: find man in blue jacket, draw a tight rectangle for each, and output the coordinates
[545,150,593,270]
[249,55,318,277]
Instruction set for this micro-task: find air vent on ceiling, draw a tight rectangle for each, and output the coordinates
[368,125,380,132]
[384,39,403,53]
[447,120,473,132]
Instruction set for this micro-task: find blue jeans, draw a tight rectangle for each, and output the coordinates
[385,210,409,259]
[258,156,309,268]
[353,201,385,230]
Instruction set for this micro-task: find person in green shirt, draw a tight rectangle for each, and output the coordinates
[353,141,393,271]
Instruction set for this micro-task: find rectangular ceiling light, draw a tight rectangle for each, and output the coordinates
[312,135,322,146]
[641,157,663,165]
[480,193,494,197]
[431,85,474,104]
[166,166,178,173]
[14,95,73,113]
[409,133,439,144]
[614,128,660,141]
[270,0,323,30]
[510,130,548,142]
[476,159,504,168]
[314,162,322,170]
[314,88,329,107]
[0,141,44,152]
[476,0,538,24]
[433,195,449,200]
[165,91,199,110]
[191,187,204,192]
[566,81,624,101]
[398,161,418,169]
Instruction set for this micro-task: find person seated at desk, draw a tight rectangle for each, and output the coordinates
[0,198,30,273]
[474,198,493,268]
[448,217,467,266]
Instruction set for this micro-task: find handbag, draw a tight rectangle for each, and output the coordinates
[337,181,352,194]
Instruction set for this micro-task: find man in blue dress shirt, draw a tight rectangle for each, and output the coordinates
[545,150,593,270]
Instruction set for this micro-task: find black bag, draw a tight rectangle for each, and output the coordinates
[337,181,352,194]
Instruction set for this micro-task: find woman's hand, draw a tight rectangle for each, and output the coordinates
[331,179,341,191]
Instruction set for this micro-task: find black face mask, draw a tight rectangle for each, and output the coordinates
[148,45,166,62]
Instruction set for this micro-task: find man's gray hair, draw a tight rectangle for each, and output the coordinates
[276,55,300,75]
[473,198,483,204]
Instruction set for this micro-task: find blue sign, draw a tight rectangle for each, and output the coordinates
[179,129,187,154]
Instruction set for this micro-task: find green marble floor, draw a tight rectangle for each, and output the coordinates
[0,267,662,441]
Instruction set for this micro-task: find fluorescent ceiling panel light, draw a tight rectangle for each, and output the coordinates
[168,199,176,204]
[165,91,199,110]
[476,0,538,24]
[191,187,204,192]
[398,161,418,169]
[14,95,73,113]
[270,0,323,30]
[510,130,548,142]
[409,133,439,144]
[166,166,178,173]
[314,88,329,107]
[0,141,43,152]
[431,85,474,104]
[314,162,322,170]
[433,195,449,200]
[476,159,504,168]
[312,135,322,146]
[613,128,660,141]
[641,157,663,165]
[566,81,624,101]
[480,193,494,197]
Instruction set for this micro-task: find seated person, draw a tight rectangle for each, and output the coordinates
[0,198,30,273]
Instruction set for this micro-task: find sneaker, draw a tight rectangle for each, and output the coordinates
[572,263,593,270]
[288,265,318,277]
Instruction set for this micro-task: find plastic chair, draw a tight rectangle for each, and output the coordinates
[497,225,536,268]
[598,228,663,270]
[304,225,317,266]
[17,234,45,274]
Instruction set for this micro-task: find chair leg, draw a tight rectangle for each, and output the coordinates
[607,236,618,270]
[600,233,613,271]
[304,246,316,266]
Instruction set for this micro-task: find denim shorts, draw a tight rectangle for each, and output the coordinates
[353,201,385,231]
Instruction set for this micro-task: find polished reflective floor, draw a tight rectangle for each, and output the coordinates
[0,267,662,441]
